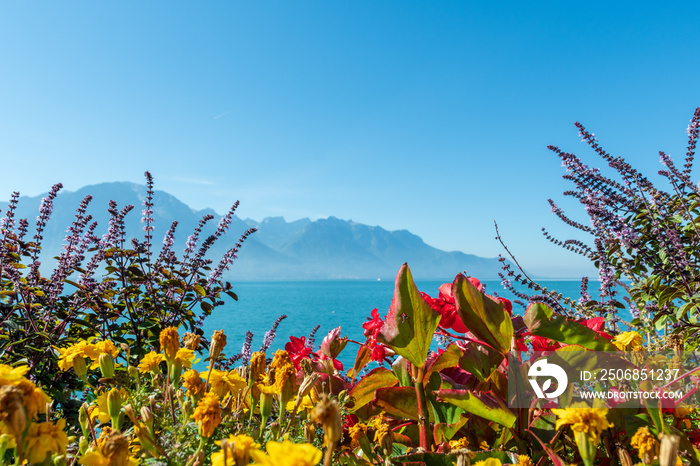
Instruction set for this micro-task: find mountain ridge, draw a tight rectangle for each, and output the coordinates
[0,182,508,281]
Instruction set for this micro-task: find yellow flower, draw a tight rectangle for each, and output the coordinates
[249,440,322,466]
[16,378,51,420]
[204,369,247,399]
[192,391,222,437]
[79,427,140,466]
[551,402,613,444]
[630,426,658,462]
[249,351,266,383]
[612,331,645,351]
[373,421,393,453]
[138,351,165,373]
[516,455,534,466]
[159,327,180,361]
[85,340,120,370]
[211,434,259,466]
[348,423,367,446]
[57,341,94,372]
[448,436,469,450]
[269,350,295,389]
[25,418,68,464]
[182,369,206,398]
[674,404,694,419]
[0,422,17,449]
[0,364,30,384]
[473,460,502,466]
[174,348,195,368]
[90,389,127,425]
[256,350,296,398]
[287,395,315,414]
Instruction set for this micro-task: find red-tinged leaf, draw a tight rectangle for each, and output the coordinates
[378,264,442,368]
[452,274,513,355]
[458,341,504,382]
[435,389,516,428]
[432,413,469,443]
[524,303,618,352]
[374,386,426,421]
[348,367,398,411]
[348,345,372,381]
[424,343,463,382]
[392,453,456,466]
[527,430,567,466]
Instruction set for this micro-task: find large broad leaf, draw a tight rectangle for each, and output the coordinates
[392,452,455,466]
[458,341,504,382]
[424,343,463,383]
[452,274,513,354]
[527,430,567,466]
[348,367,398,411]
[435,389,516,428]
[523,303,618,351]
[378,264,442,368]
[374,386,426,421]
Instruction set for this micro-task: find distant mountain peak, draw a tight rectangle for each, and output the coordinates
[0,182,507,281]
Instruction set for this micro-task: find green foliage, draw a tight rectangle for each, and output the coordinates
[0,175,253,405]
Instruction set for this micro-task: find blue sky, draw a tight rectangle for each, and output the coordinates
[1,2,699,277]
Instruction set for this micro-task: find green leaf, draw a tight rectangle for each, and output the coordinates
[374,386,422,421]
[348,367,398,411]
[524,303,618,351]
[392,452,456,466]
[458,342,503,382]
[424,343,463,382]
[193,284,206,297]
[452,274,512,354]
[435,389,516,428]
[377,264,441,368]
[392,356,413,387]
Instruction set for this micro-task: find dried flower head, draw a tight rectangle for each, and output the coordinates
[160,327,180,361]
[183,332,201,351]
[631,426,659,464]
[310,393,342,446]
[210,329,227,363]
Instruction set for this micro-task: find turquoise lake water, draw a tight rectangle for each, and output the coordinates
[199,278,627,369]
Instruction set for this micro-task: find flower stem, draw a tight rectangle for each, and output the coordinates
[414,366,431,451]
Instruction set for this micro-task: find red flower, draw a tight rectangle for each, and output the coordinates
[578,317,613,340]
[284,335,313,370]
[362,308,383,338]
[363,308,388,363]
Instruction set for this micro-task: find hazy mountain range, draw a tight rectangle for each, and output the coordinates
[0,182,507,280]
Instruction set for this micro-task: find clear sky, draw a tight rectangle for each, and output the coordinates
[1,2,699,277]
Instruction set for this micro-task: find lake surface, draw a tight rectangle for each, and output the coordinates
[200,279,624,369]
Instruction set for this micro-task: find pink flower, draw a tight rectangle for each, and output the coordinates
[320,327,347,360]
